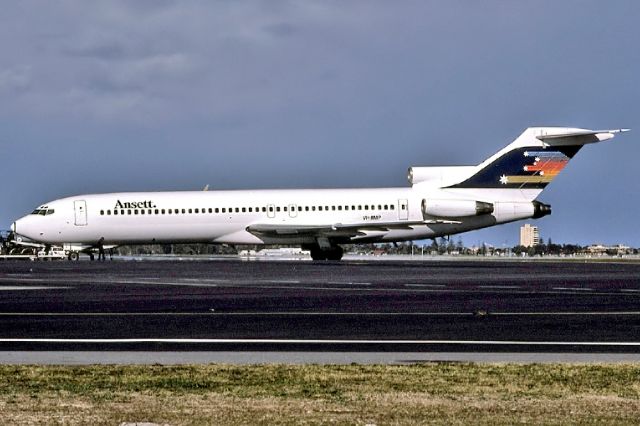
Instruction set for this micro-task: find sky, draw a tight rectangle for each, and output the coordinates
[1,1,638,247]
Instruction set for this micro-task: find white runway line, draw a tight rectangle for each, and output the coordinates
[552,287,594,291]
[477,285,522,289]
[0,338,639,346]
[0,311,638,317]
[0,286,70,291]
[405,284,447,288]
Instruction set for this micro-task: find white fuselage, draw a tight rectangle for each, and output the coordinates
[12,186,534,247]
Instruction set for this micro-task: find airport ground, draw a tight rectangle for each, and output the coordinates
[1,258,638,424]
[0,257,639,362]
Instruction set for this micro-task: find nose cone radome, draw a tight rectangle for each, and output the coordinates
[12,216,37,240]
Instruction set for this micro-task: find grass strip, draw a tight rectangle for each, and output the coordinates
[0,363,638,425]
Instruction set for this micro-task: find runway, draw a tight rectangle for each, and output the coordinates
[0,258,639,363]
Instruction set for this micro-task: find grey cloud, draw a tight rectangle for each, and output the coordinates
[0,66,32,93]
[263,22,299,38]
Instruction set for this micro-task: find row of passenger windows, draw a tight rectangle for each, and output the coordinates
[99,203,400,216]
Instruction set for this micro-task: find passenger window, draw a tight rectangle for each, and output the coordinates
[269,206,274,212]
[284,206,288,212]
[155,209,159,214]
[114,210,118,215]
[121,210,125,215]
[312,206,316,211]
[222,208,226,213]
[188,209,192,214]
[208,208,212,213]
[338,206,342,211]
[402,204,406,210]
[100,210,104,215]
[141,210,145,215]
[364,205,369,210]
[128,210,132,215]
[332,206,336,211]
[358,205,362,210]
[107,210,111,215]
[319,206,323,211]
[195,208,199,213]
[351,205,356,210]
[134,209,139,215]
[298,206,302,212]
[235,207,239,213]
[378,205,382,210]
[242,207,246,213]
[215,208,219,213]
[276,207,281,212]
[390,205,395,210]
[305,206,309,211]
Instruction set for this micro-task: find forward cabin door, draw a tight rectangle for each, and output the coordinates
[288,204,298,218]
[74,200,88,226]
[398,199,409,221]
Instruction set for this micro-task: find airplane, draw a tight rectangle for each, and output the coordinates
[11,127,628,261]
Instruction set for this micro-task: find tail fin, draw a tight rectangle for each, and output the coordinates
[447,127,628,197]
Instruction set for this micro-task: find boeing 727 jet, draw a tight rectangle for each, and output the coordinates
[12,127,628,260]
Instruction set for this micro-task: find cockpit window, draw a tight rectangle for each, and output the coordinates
[31,208,54,216]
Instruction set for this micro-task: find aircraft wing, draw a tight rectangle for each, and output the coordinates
[246,219,459,239]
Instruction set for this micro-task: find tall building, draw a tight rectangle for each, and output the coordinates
[520,224,540,247]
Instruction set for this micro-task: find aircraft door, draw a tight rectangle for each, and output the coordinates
[74,200,88,226]
[398,199,409,221]
[288,204,298,218]
[267,204,276,218]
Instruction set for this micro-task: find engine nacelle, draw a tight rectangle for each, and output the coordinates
[408,166,476,187]
[422,199,494,218]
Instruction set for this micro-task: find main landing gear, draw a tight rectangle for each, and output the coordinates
[305,244,344,261]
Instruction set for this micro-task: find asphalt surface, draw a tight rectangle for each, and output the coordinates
[0,258,639,361]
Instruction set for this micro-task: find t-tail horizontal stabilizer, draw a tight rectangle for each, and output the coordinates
[447,127,629,193]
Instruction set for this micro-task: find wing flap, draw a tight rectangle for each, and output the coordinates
[247,219,459,239]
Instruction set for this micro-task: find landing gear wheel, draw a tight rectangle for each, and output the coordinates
[309,245,343,261]
[326,246,344,261]
[310,247,326,261]
[68,251,80,261]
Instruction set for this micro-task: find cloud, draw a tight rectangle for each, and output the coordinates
[0,66,31,94]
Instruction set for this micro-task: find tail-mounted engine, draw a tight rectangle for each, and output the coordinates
[421,199,494,218]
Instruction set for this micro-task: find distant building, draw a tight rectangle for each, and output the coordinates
[586,244,632,256]
[520,224,540,247]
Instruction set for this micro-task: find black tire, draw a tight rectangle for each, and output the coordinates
[68,252,80,261]
[310,247,326,261]
[326,246,344,261]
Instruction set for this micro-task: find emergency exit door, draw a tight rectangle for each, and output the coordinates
[74,200,88,226]
[398,199,409,221]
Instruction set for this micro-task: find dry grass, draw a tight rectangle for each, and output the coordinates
[0,363,638,425]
